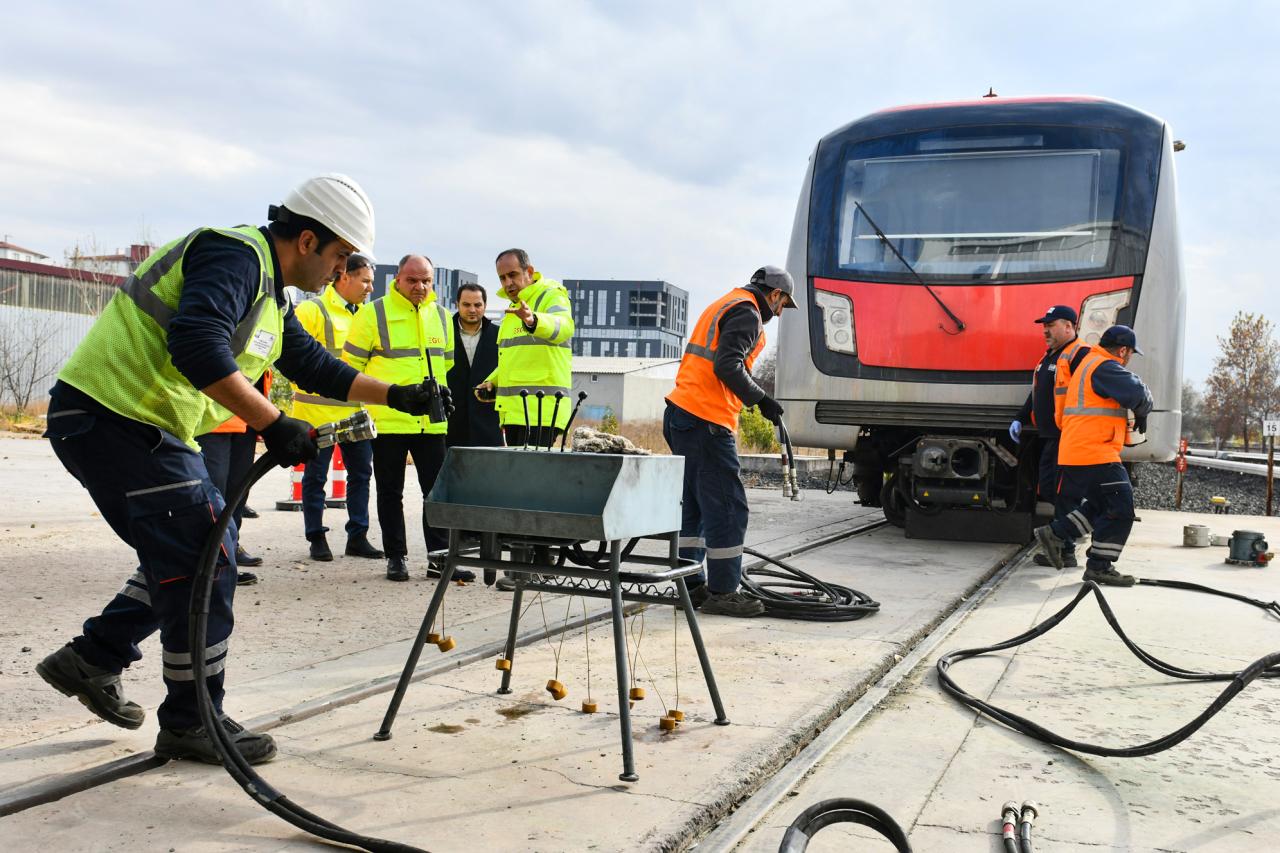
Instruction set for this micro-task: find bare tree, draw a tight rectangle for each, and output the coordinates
[753,347,777,397]
[1179,380,1212,442]
[1204,312,1280,451]
[0,320,58,413]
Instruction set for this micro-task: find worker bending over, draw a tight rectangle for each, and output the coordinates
[1035,325,1153,586]
[38,175,443,765]
[664,266,795,617]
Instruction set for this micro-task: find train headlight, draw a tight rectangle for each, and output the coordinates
[1078,289,1131,345]
[814,290,856,355]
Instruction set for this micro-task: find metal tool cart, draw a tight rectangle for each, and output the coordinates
[374,447,729,782]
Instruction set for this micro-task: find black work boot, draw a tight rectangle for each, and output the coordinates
[686,584,711,609]
[155,715,277,765]
[699,590,765,617]
[1033,525,1065,570]
[235,546,263,567]
[1034,549,1078,569]
[309,533,333,562]
[1083,566,1136,587]
[386,556,410,582]
[426,554,476,582]
[344,532,383,559]
[37,644,145,729]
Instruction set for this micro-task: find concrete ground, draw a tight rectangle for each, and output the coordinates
[0,435,1017,851]
[729,509,1280,852]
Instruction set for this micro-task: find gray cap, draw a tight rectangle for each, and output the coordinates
[750,264,796,308]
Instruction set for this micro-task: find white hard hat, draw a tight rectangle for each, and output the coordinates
[276,173,375,254]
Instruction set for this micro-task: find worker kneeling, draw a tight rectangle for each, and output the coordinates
[664,266,795,617]
[1034,325,1153,586]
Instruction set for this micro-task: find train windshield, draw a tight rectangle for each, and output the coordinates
[838,139,1124,279]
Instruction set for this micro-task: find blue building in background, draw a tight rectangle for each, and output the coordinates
[564,279,688,358]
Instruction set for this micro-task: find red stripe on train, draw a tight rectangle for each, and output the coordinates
[814,276,1133,372]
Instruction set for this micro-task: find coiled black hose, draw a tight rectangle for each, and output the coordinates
[741,547,880,621]
[937,578,1280,757]
[189,453,427,853]
[778,797,912,852]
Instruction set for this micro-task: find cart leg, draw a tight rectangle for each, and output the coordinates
[497,583,523,694]
[676,575,729,725]
[374,529,458,740]
[608,538,639,781]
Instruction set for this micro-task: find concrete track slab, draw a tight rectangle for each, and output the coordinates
[0,435,1018,850]
[733,510,1280,852]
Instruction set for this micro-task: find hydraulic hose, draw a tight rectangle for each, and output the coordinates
[778,797,912,852]
[189,452,427,853]
[937,578,1280,757]
[741,547,879,621]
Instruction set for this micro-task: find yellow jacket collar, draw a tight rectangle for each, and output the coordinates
[386,279,438,312]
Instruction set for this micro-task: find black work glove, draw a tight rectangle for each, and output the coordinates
[1133,414,1148,433]
[757,395,785,426]
[439,385,455,418]
[260,413,318,467]
[387,382,435,416]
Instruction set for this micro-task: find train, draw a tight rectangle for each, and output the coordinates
[775,95,1186,541]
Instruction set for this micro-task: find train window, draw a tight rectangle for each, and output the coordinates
[838,147,1123,279]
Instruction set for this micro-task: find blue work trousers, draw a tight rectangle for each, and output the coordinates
[302,438,373,540]
[1050,462,1135,572]
[663,403,749,594]
[1037,435,1074,552]
[45,401,237,731]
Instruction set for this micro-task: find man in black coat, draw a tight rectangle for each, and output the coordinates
[446,282,502,448]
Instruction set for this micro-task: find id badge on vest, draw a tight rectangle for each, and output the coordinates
[247,329,277,360]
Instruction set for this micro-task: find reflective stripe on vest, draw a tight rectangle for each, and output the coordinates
[666,288,765,432]
[490,275,574,428]
[1059,350,1128,465]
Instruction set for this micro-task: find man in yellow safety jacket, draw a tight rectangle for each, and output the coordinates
[664,265,795,617]
[36,174,446,767]
[476,248,574,449]
[342,254,473,583]
[1035,325,1153,586]
[290,253,382,563]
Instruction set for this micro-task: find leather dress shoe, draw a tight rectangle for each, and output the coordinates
[235,546,263,567]
[240,505,259,519]
[386,556,410,582]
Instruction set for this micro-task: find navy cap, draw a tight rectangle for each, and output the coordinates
[1099,324,1143,355]
[1033,305,1078,325]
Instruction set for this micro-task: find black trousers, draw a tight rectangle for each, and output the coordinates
[372,433,448,558]
[197,430,256,531]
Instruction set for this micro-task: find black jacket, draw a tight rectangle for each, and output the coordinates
[446,314,502,448]
[1015,339,1074,438]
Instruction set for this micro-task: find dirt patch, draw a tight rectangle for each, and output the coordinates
[496,704,542,721]
[427,723,466,734]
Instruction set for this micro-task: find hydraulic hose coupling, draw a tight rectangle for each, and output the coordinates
[1001,801,1020,845]
[314,410,376,448]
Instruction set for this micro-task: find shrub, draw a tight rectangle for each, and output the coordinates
[738,405,779,452]
[600,407,619,434]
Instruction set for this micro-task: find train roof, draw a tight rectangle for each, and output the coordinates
[821,96,1166,145]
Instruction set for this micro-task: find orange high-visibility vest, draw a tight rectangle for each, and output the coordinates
[1058,349,1128,465]
[666,288,766,431]
[1052,340,1091,431]
[209,371,272,434]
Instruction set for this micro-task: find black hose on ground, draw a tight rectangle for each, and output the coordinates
[937,578,1280,757]
[741,547,880,621]
[778,797,912,852]
[189,453,427,853]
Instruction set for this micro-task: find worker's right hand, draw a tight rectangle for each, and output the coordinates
[261,413,318,467]
[474,381,496,403]
[757,395,784,426]
[1009,420,1022,443]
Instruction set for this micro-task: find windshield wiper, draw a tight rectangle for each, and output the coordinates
[852,200,966,334]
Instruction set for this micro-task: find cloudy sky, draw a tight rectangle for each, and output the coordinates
[2,1,1276,384]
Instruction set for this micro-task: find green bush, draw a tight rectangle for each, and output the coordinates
[600,406,619,434]
[738,405,779,452]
